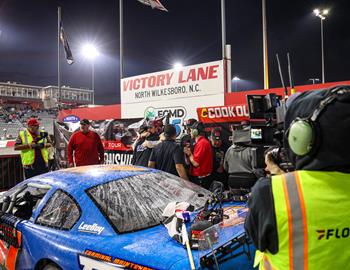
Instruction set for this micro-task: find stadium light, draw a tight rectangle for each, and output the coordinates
[232,76,241,91]
[82,44,99,105]
[173,62,183,71]
[82,44,99,60]
[313,8,329,83]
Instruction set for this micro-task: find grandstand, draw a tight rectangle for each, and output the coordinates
[0,81,93,138]
[0,107,56,138]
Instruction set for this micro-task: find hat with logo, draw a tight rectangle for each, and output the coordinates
[80,119,91,125]
[27,118,40,126]
[211,128,222,141]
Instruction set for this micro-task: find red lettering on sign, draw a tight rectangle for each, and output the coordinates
[178,65,219,83]
[122,72,174,91]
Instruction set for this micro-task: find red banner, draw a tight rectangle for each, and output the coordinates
[102,140,132,151]
[197,105,249,123]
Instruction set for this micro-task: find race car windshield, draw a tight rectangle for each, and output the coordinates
[86,172,211,233]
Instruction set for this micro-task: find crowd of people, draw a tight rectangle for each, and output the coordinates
[129,118,268,192]
[0,106,57,124]
[12,85,350,269]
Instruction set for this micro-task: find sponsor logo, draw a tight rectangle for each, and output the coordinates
[78,222,105,235]
[144,107,156,119]
[200,106,249,119]
[79,250,154,270]
[63,115,80,123]
[144,106,187,137]
[317,228,350,240]
[79,255,123,270]
[104,152,133,165]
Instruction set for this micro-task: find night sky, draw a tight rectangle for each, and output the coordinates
[0,0,349,105]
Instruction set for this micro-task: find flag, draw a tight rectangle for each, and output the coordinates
[59,22,74,65]
[136,0,168,12]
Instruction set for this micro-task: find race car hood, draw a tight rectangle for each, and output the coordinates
[80,222,245,270]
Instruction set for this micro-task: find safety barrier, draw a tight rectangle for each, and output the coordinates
[0,154,24,191]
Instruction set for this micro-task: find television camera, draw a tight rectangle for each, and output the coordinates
[246,93,293,172]
[32,131,49,149]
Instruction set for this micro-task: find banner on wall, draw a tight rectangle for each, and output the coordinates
[121,60,226,119]
[197,104,250,123]
[54,118,142,168]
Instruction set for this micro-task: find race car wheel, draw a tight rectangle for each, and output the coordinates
[42,263,62,270]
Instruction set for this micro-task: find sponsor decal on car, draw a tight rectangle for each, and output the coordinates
[78,222,105,235]
[65,165,147,173]
[79,250,154,270]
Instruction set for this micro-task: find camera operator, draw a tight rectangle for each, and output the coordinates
[14,118,51,179]
[245,86,350,269]
[224,123,258,190]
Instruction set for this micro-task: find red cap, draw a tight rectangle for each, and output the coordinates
[27,118,40,126]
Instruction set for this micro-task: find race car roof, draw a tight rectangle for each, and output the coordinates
[23,165,153,192]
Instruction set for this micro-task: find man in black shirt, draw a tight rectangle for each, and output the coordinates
[148,124,188,180]
[131,123,159,167]
[210,127,228,188]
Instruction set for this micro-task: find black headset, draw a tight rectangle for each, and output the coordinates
[191,121,205,137]
[287,86,350,156]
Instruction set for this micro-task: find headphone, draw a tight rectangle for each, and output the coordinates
[287,87,350,156]
[191,121,204,137]
[270,147,282,165]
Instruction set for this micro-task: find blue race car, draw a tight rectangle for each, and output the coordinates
[0,165,251,270]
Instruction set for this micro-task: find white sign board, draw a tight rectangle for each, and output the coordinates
[121,60,225,119]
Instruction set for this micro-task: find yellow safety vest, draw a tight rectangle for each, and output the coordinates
[255,170,350,270]
[19,129,48,166]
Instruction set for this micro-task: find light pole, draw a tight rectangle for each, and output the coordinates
[313,8,329,84]
[82,44,99,105]
[232,76,240,91]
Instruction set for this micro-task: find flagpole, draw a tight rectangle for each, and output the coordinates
[57,6,61,107]
[221,0,226,59]
[262,0,269,89]
[120,0,124,80]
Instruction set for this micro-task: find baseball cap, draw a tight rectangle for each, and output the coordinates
[184,118,197,127]
[139,124,149,134]
[149,119,163,128]
[27,118,40,126]
[211,128,222,140]
[80,119,90,125]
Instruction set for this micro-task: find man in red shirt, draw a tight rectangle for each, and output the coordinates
[68,119,104,167]
[184,121,213,189]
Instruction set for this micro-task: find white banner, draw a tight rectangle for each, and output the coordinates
[121,60,225,119]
